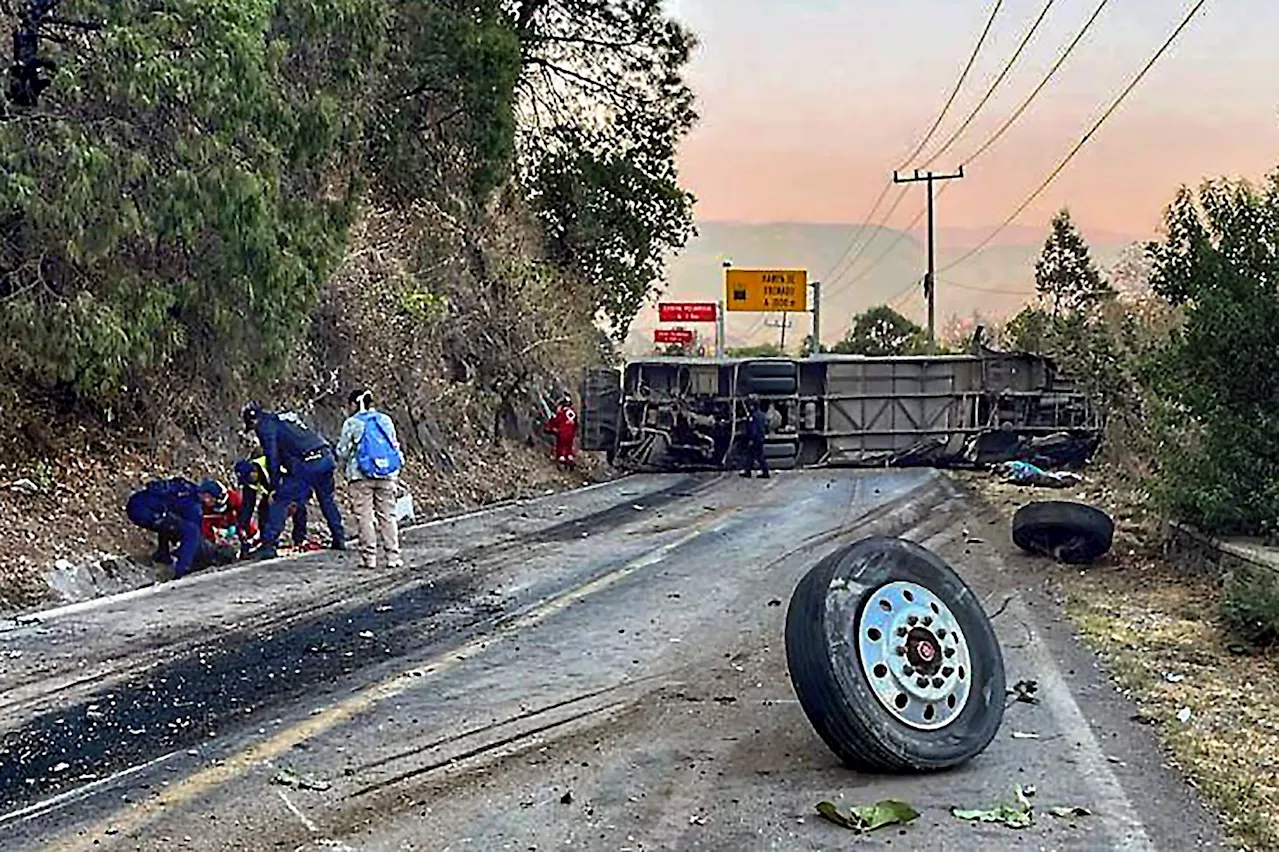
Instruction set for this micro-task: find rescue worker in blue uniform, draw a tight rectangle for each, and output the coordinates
[241,403,345,559]
[234,455,308,558]
[739,396,770,479]
[125,477,207,578]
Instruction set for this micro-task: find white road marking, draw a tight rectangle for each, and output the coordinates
[1011,595,1155,851]
[0,749,182,828]
[277,790,319,834]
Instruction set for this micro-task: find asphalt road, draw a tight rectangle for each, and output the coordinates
[0,469,1225,851]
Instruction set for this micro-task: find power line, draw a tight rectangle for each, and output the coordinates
[918,0,1058,170]
[830,0,1114,296]
[897,0,1007,169]
[957,0,1112,168]
[940,0,1209,275]
[821,0,1006,286]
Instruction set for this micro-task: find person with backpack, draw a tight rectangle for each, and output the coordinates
[335,388,404,570]
[241,402,346,560]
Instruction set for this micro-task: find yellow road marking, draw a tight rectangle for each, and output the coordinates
[52,514,729,850]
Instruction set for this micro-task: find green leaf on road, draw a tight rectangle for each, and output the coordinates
[271,768,331,792]
[1047,806,1092,818]
[951,785,1034,829]
[816,799,920,832]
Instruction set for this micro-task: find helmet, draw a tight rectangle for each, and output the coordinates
[241,402,262,428]
[233,459,257,485]
[198,477,228,510]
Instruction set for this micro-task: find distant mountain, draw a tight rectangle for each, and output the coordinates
[625,220,1141,354]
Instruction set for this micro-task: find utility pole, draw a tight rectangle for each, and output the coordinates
[892,167,964,354]
[810,281,821,356]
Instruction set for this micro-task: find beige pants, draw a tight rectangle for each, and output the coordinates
[348,478,402,569]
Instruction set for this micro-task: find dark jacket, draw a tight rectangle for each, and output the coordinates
[255,412,330,491]
[745,409,767,444]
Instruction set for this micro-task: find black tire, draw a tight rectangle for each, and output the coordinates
[1012,501,1114,564]
[785,537,1006,772]
[741,360,797,379]
[743,376,797,395]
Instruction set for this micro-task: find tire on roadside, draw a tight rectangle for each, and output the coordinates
[785,536,1006,772]
[1011,501,1114,564]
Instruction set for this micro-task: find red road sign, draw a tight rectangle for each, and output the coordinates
[658,302,717,323]
[654,327,695,345]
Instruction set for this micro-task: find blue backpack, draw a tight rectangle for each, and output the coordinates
[355,411,403,478]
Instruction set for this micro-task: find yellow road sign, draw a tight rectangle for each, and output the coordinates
[725,269,808,312]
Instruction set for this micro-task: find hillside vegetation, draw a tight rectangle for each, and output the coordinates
[0,0,698,608]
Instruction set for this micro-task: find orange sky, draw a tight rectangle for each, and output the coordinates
[671,0,1279,237]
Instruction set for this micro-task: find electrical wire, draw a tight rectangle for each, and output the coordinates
[939,0,1209,274]
[958,0,1112,168]
[821,0,1007,286]
[918,0,1058,170]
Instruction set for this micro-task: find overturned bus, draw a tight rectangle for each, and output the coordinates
[578,347,1102,472]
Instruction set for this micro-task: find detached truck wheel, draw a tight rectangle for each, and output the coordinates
[785,537,1005,772]
[1011,501,1114,564]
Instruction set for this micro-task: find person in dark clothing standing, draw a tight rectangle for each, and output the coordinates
[241,403,345,560]
[739,396,770,479]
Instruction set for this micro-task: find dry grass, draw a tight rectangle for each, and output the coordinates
[960,469,1279,851]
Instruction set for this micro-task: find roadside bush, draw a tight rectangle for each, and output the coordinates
[1143,173,1278,539]
[1220,562,1279,647]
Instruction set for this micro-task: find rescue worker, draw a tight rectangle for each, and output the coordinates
[739,396,770,479]
[241,402,345,560]
[125,477,208,578]
[543,393,578,466]
[233,456,308,558]
[196,478,256,545]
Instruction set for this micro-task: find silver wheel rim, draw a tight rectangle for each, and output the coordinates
[856,580,973,730]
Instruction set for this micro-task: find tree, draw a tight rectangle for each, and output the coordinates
[1034,209,1112,315]
[1143,172,1278,537]
[513,0,697,338]
[0,0,387,403]
[830,306,926,356]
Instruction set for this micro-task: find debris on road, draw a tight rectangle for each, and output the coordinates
[997,460,1083,489]
[1177,706,1192,723]
[815,799,919,833]
[271,769,331,792]
[560,791,572,805]
[1008,679,1039,704]
[951,785,1034,829]
[1047,805,1092,818]
[1011,730,1039,739]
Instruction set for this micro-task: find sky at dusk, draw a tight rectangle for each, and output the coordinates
[668,0,1279,239]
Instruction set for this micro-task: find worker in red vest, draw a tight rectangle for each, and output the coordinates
[197,478,257,545]
[543,394,578,466]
